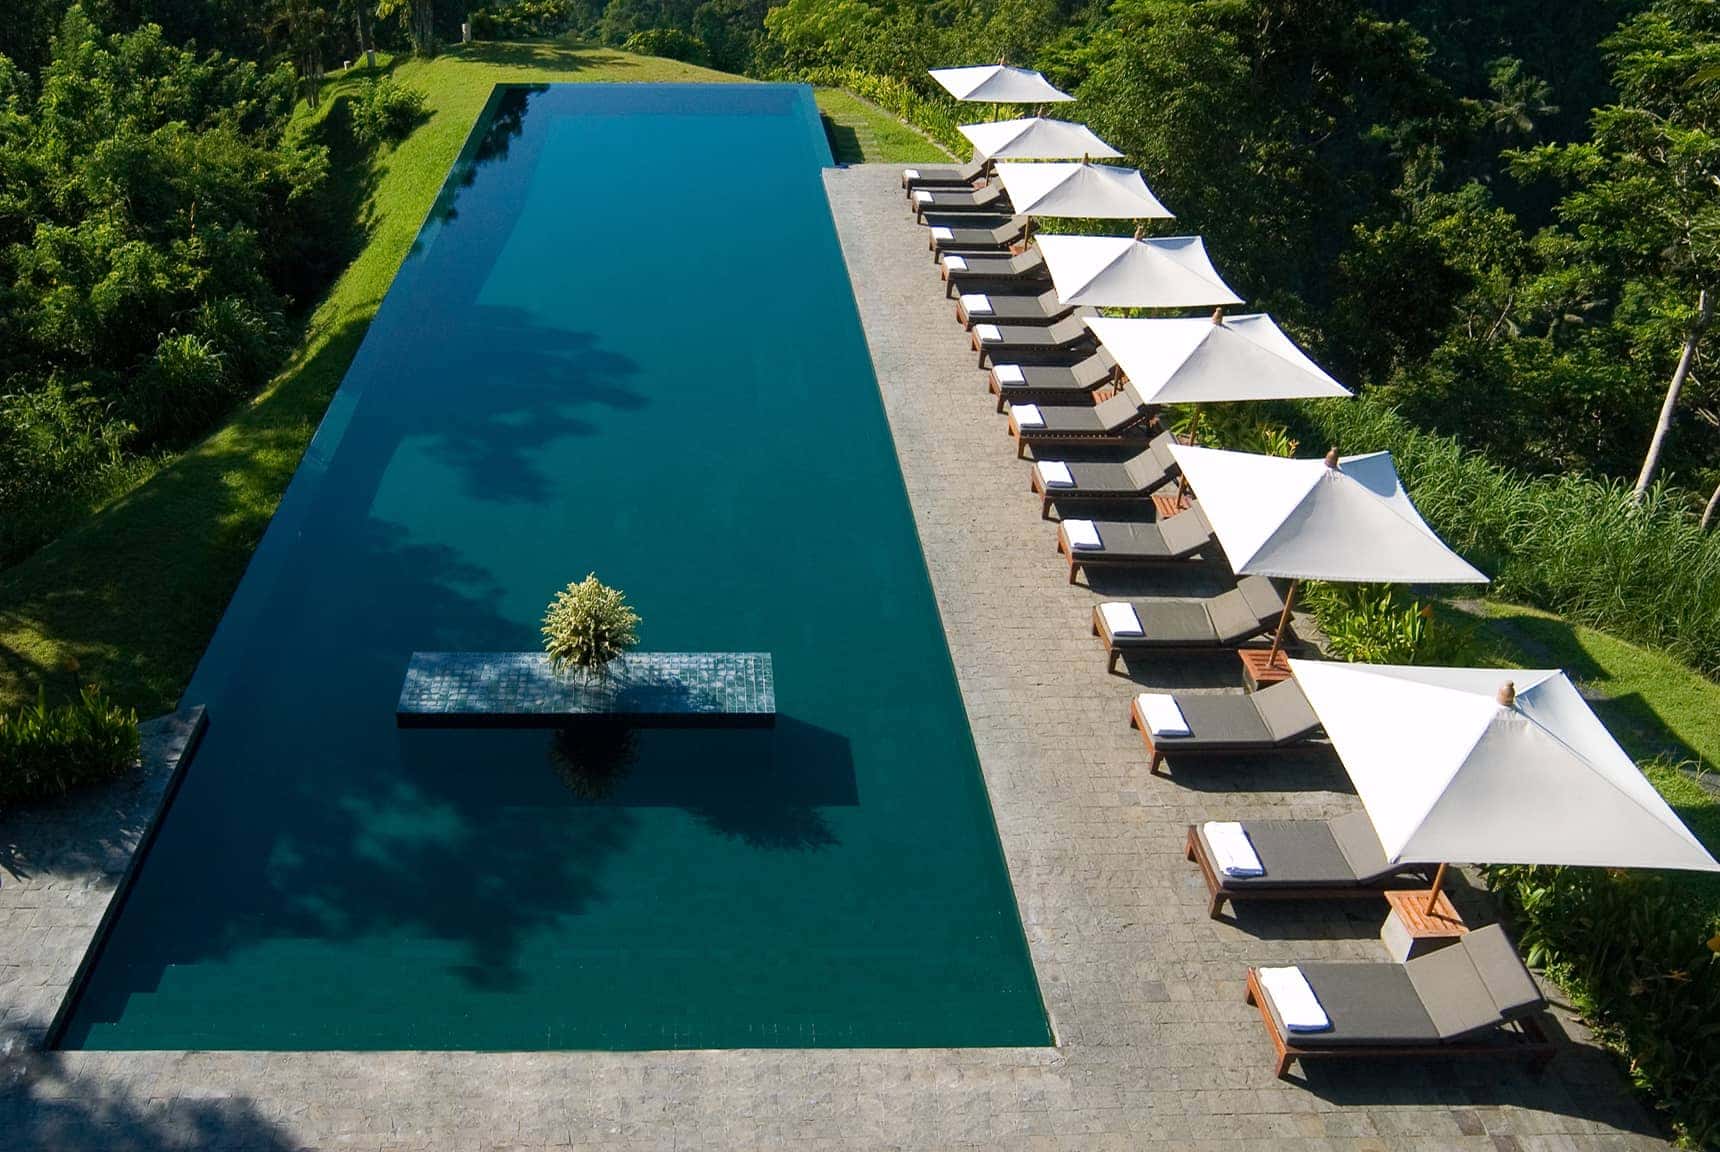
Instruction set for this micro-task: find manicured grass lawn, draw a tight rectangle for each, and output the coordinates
[814,88,952,165]
[0,41,936,715]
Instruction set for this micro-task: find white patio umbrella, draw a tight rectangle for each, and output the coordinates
[958,118,1122,161]
[994,161,1174,219]
[929,65,1074,105]
[1084,314,1350,402]
[1288,659,1720,909]
[1167,445,1488,664]
[1036,235,1243,308]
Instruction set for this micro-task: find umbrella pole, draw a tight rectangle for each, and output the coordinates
[1172,409,1202,503]
[1425,862,1448,915]
[1267,579,1298,664]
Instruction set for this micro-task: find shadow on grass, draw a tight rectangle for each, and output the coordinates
[0,313,380,717]
[450,40,638,72]
[821,114,864,165]
[1,1021,300,1151]
[1456,605,1716,772]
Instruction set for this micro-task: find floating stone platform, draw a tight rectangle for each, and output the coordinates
[395,652,775,728]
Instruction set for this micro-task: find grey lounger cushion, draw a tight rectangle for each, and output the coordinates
[947,249,1046,281]
[1150,679,1320,753]
[1021,391,1142,435]
[917,185,1008,212]
[1000,353,1113,394]
[1197,811,1391,889]
[963,289,1078,324]
[1205,575,1287,643]
[981,315,1092,350]
[1284,964,1439,1046]
[905,159,985,187]
[1280,925,1543,1049]
[1059,431,1180,493]
[1120,576,1284,647]
[1083,505,1213,560]
[930,217,1028,249]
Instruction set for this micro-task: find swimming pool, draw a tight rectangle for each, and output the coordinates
[59,83,1049,1050]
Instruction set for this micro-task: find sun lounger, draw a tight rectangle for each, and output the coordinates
[1184,812,1433,918]
[1008,389,1154,458]
[1126,677,1319,774]
[926,217,1029,261]
[972,315,1095,367]
[1028,426,1177,512]
[1057,506,1216,585]
[956,288,1085,329]
[912,184,1010,219]
[941,248,1049,297]
[1245,924,1553,1078]
[991,350,1117,412]
[902,158,987,192]
[1091,575,1286,672]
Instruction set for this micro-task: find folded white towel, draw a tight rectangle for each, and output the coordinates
[1134,692,1189,735]
[1064,518,1103,551]
[1099,602,1142,636]
[1012,403,1044,428]
[942,255,968,272]
[992,364,1025,383]
[1037,461,1075,488]
[1258,967,1332,1032]
[1204,821,1265,876]
[974,323,1003,343]
[931,226,954,240]
[962,293,994,315]
[914,190,933,204]
[903,168,920,179]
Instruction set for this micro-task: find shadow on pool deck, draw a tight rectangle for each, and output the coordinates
[0,1020,299,1151]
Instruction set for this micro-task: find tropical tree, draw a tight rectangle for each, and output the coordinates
[1510,0,1720,499]
[375,0,434,55]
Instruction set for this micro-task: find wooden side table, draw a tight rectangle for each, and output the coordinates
[1381,888,1469,961]
[1239,647,1293,691]
[1152,490,1193,520]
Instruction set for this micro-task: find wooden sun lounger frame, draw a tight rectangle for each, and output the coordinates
[1184,825,1432,919]
[1243,968,1556,1080]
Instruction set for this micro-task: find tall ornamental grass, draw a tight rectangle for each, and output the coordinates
[0,685,140,807]
[1296,397,1720,678]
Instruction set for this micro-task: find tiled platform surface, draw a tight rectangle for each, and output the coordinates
[396,651,776,727]
[0,163,1668,1151]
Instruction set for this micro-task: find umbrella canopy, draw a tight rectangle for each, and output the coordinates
[1036,235,1242,308]
[1166,446,1488,583]
[958,118,1122,161]
[994,161,1173,219]
[929,65,1074,104]
[1085,314,1350,403]
[1288,660,1720,872]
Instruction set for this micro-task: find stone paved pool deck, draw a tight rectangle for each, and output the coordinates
[0,161,1669,1150]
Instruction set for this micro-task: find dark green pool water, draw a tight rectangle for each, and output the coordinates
[60,84,1050,1050]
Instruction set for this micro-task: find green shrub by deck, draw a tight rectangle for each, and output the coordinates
[623,28,708,65]
[1486,861,1720,1148]
[0,686,140,807]
[1294,396,1720,680]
